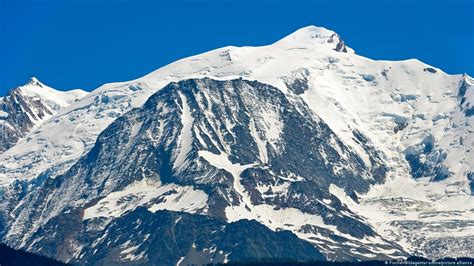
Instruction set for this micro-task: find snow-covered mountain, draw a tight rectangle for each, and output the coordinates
[0,77,87,154]
[0,26,472,264]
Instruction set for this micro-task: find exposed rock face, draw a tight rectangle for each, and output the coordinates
[77,209,325,265]
[0,78,87,153]
[1,78,403,264]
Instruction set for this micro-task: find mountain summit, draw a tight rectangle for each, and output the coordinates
[0,78,87,153]
[276,25,354,53]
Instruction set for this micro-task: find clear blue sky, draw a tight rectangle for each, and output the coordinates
[1,0,473,95]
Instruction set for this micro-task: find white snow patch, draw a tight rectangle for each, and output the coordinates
[198,150,368,245]
[83,178,208,220]
[173,92,194,173]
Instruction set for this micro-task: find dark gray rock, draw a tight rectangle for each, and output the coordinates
[0,87,54,153]
[77,208,325,265]
[423,68,437,73]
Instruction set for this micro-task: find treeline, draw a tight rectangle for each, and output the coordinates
[0,243,66,266]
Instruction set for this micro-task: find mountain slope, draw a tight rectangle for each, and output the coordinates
[0,77,87,154]
[0,25,472,262]
[3,78,405,263]
[77,209,325,265]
